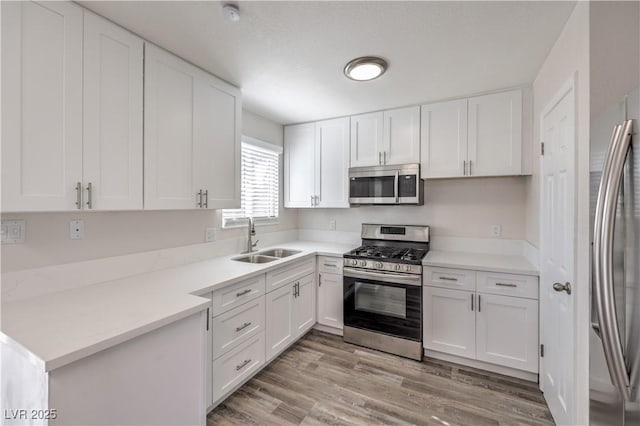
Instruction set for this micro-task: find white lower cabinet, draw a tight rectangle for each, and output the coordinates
[212,296,264,360]
[423,266,539,374]
[475,293,538,372]
[317,272,343,330]
[211,332,265,403]
[265,282,295,361]
[293,273,316,335]
[423,286,475,359]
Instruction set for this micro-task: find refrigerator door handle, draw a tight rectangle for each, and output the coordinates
[593,119,635,402]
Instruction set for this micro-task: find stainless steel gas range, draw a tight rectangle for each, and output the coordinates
[343,224,429,360]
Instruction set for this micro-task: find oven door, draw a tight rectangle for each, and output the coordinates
[343,268,422,341]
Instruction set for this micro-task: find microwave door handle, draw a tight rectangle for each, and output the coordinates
[394,171,399,202]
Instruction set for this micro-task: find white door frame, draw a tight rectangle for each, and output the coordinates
[539,74,578,425]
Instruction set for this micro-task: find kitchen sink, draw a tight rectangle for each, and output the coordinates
[232,254,279,264]
[258,248,301,258]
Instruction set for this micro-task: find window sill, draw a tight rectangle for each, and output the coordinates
[222,219,279,230]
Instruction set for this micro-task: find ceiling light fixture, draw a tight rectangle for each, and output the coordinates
[222,4,240,22]
[344,56,388,81]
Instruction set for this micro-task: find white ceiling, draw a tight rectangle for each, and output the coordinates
[80,1,576,125]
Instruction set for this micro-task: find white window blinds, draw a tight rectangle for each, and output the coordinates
[222,140,280,227]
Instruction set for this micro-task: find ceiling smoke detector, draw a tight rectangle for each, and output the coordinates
[222,4,240,22]
[344,56,388,81]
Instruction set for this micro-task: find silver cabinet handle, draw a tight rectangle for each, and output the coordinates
[236,288,251,297]
[203,190,208,208]
[315,195,319,207]
[593,119,633,401]
[236,359,251,371]
[379,152,382,165]
[552,282,571,294]
[318,274,322,287]
[383,151,387,165]
[235,322,252,332]
[463,160,467,176]
[86,182,93,209]
[197,189,203,208]
[478,294,481,312]
[75,182,82,209]
[439,276,458,281]
[469,160,473,175]
[471,293,474,311]
[495,283,517,288]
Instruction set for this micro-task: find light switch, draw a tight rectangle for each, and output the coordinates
[1,220,25,244]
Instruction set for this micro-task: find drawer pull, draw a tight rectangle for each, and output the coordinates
[439,276,458,281]
[236,289,252,297]
[323,263,336,267]
[495,282,517,288]
[235,322,252,332]
[236,359,252,371]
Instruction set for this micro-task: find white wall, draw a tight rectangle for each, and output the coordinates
[298,176,527,240]
[1,110,295,272]
[525,2,589,424]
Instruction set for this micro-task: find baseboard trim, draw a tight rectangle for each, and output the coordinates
[313,324,343,336]
[424,349,539,382]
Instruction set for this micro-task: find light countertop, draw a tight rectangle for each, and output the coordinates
[1,240,352,372]
[423,250,539,276]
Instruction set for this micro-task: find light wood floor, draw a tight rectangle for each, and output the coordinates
[208,330,554,425]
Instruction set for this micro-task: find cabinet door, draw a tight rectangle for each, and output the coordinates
[293,274,316,338]
[83,12,143,210]
[317,272,343,329]
[420,99,467,178]
[467,89,522,176]
[476,293,538,372]
[2,1,83,212]
[265,283,295,361]
[316,117,350,208]
[284,123,315,208]
[423,286,476,359]
[350,112,384,167]
[383,106,420,165]
[194,76,241,209]
[144,44,198,210]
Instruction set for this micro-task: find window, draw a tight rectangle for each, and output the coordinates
[222,137,281,227]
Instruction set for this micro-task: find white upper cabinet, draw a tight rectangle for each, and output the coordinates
[467,89,523,176]
[350,112,384,167]
[349,107,420,168]
[284,118,350,208]
[144,44,241,210]
[421,89,525,179]
[316,117,350,208]
[2,1,83,211]
[284,123,315,208]
[420,99,468,178]
[83,12,143,210]
[383,106,421,165]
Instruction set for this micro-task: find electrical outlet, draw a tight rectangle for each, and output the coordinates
[70,220,85,240]
[1,220,25,244]
[205,228,217,243]
[329,219,336,230]
[491,224,502,238]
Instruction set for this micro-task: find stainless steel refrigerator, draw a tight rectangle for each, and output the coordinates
[590,88,640,425]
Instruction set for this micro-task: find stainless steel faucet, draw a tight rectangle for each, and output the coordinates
[242,216,259,254]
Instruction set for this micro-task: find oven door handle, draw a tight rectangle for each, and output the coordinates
[394,171,399,203]
[344,268,422,286]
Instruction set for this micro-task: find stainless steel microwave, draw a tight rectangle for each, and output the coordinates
[348,164,424,205]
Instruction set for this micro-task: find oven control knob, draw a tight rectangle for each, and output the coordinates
[376,262,383,268]
[405,265,412,272]
[360,260,367,267]
[351,259,357,266]
[394,264,401,271]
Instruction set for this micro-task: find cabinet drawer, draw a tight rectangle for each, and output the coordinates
[476,272,538,300]
[212,297,265,359]
[318,256,343,274]
[211,275,265,316]
[212,331,265,403]
[266,257,315,292]
[424,267,476,292]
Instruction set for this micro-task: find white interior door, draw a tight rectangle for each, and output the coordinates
[540,79,576,425]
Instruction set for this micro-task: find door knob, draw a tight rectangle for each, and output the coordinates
[553,282,572,295]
